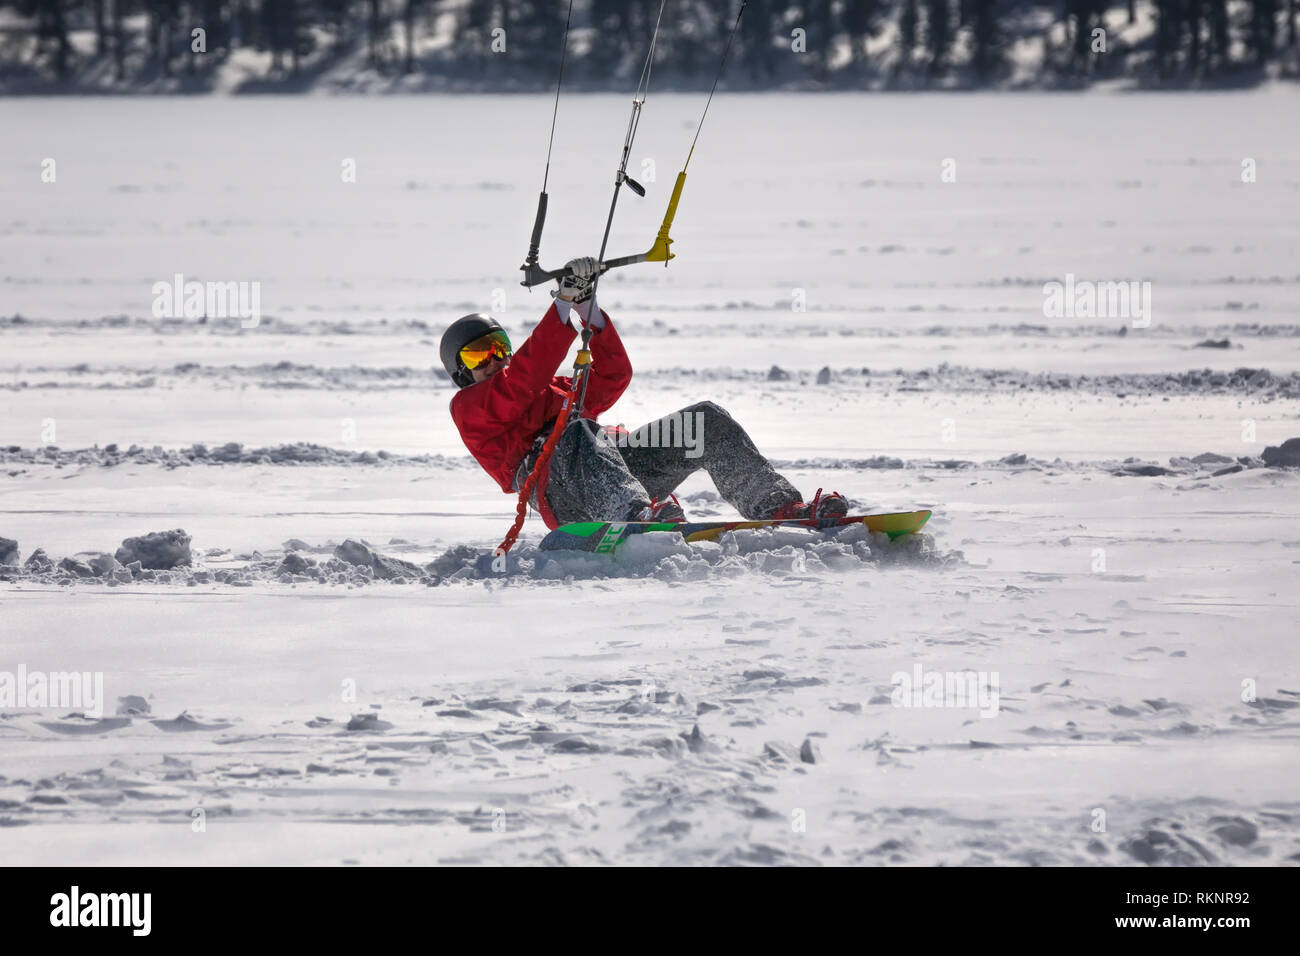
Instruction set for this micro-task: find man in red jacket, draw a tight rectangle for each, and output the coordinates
[442,257,847,530]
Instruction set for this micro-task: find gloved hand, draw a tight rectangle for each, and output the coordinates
[554,256,598,303]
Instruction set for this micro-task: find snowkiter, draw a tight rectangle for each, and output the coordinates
[441,257,848,529]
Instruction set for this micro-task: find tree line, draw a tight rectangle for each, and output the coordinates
[3,0,1297,88]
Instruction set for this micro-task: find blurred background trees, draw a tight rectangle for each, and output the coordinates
[0,0,1295,88]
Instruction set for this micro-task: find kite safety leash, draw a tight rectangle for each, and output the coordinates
[495,383,578,558]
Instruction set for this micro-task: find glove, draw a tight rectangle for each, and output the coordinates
[555,256,598,303]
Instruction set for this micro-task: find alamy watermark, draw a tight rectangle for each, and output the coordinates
[49,886,151,936]
[1043,273,1151,328]
[891,664,1000,719]
[596,411,705,459]
[0,664,104,717]
[151,272,261,328]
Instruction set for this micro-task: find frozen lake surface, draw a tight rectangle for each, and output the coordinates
[1,93,1298,865]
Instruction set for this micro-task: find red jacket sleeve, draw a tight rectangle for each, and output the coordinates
[465,302,576,424]
[579,309,632,419]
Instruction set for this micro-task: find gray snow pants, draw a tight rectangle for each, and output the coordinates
[518,401,802,525]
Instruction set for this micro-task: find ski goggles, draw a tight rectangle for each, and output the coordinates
[459,330,512,370]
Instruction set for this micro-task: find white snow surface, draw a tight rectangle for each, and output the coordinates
[1,93,1298,866]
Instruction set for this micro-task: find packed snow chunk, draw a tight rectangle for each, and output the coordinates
[59,556,96,578]
[472,552,522,577]
[651,552,717,582]
[426,544,479,578]
[808,538,863,570]
[333,538,421,581]
[754,544,825,574]
[333,539,374,567]
[23,548,54,573]
[0,537,17,566]
[718,526,833,555]
[277,552,316,574]
[874,531,945,566]
[1262,437,1300,467]
[829,522,871,544]
[115,529,192,569]
[533,557,566,580]
[611,530,699,569]
[75,552,122,577]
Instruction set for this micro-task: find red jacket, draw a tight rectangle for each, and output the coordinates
[449,302,632,528]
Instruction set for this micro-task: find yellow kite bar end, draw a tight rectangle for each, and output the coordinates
[644,171,686,264]
[645,235,674,264]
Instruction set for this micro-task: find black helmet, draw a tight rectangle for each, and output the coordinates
[440,313,506,388]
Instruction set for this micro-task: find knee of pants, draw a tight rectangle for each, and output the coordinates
[684,400,730,420]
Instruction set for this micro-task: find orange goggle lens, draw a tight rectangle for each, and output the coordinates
[459,330,512,370]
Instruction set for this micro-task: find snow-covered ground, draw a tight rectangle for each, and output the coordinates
[1,93,1298,865]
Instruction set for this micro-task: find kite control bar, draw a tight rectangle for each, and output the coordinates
[518,170,685,289]
[518,1,743,292]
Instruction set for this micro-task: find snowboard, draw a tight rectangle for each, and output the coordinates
[539,510,932,553]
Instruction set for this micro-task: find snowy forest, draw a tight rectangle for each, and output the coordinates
[1,0,1298,91]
